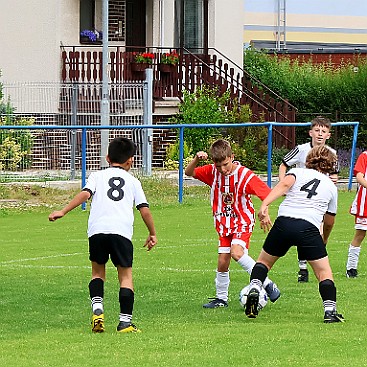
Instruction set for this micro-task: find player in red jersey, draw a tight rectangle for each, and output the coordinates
[185,139,280,308]
[346,151,367,278]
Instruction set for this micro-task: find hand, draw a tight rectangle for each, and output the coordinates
[48,211,65,221]
[258,205,269,221]
[259,215,273,233]
[196,151,208,160]
[258,206,272,232]
[144,235,157,251]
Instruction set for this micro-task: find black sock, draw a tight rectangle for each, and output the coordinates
[119,287,134,318]
[319,279,337,311]
[251,262,268,283]
[89,278,104,314]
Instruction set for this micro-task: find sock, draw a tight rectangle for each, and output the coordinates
[249,263,268,291]
[346,244,361,270]
[236,254,272,288]
[89,278,104,314]
[119,287,134,323]
[215,271,230,302]
[319,279,336,312]
[236,254,255,274]
[298,260,308,270]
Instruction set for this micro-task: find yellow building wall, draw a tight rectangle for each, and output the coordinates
[244,11,367,45]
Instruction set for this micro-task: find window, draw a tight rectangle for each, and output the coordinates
[174,0,206,53]
[80,0,96,33]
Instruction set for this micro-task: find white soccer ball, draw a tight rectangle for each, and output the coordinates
[239,285,268,310]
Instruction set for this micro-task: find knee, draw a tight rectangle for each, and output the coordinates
[230,245,244,261]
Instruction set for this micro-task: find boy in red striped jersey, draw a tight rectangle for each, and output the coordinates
[346,150,367,278]
[185,139,280,308]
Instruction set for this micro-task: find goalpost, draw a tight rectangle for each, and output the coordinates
[264,121,360,189]
[176,121,360,202]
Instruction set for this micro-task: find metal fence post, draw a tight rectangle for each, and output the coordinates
[70,83,78,180]
[142,68,153,175]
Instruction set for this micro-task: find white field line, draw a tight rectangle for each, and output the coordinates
[0,252,85,264]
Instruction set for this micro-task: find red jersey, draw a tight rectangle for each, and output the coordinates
[194,163,271,236]
[350,151,367,217]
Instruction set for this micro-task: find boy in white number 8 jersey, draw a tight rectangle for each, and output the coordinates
[49,137,157,333]
[246,145,344,323]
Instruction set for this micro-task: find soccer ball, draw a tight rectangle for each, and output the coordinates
[239,285,268,310]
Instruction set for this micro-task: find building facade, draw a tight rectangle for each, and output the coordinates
[244,0,367,47]
[0,0,243,83]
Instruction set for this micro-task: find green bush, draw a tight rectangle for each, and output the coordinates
[244,48,367,148]
[170,86,228,153]
[0,117,34,170]
[168,86,273,171]
[164,141,194,170]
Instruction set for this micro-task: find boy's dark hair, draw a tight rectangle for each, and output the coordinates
[306,146,337,174]
[311,116,332,129]
[209,139,232,163]
[108,137,136,164]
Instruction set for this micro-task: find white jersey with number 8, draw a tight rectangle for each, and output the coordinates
[83,167,148,239]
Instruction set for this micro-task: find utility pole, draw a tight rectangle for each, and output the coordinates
[100,0,110,168]
[276,0,287,51]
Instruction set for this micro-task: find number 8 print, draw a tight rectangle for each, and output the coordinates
[107,177,125,201]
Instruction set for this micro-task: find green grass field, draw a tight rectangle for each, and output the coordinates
[0,182,366,367]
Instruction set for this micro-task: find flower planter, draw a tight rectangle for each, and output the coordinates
[80,36,102,45]
[158,63,176,73]
[131,63,151,72]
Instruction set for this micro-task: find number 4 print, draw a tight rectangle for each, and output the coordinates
[300,179,320,199]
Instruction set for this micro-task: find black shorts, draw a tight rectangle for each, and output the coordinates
[89,233,133,267]
[263,216,328,261]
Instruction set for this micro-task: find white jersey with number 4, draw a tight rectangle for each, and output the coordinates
[83,167,148,239]
[278,168,337,229]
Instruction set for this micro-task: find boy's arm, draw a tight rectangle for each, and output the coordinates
[356,171,367,188]
[49,190,91,221]
[278,162,288,181]
[185,151,208,177]
[258,174,295,231]
[322,213,335,244]
[139,206,157,251]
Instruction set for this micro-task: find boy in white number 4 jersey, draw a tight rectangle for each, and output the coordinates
[49,137,157,333]
[246,146,344,323]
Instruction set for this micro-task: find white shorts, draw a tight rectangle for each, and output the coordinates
[355,216,367,230]
[217,232,251,254]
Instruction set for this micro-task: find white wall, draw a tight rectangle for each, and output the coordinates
[211,0,243,68]
[0,0,80,83]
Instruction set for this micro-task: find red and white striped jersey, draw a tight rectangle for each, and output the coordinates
[194,163,270,236]
[350,151,367,217]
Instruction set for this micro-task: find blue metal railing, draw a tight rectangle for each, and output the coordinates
[0,121,359,205]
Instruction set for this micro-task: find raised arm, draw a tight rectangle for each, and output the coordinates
[185,151,208,177]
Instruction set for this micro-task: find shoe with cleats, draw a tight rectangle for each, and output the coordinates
[346,268,358,278]
[245,288,259,318]
[117,321,141,333]
[91,312,105,333]
[298,269,309,283]
[203,298,228,308]
[264,281,281,303]
[324,310,345,323]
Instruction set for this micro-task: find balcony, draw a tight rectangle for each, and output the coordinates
[61,46,297,147]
